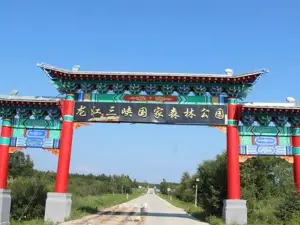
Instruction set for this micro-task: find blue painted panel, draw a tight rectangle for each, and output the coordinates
[254,136,277,146]
[26,130,47,138]
[25,138,44,148]
[240,145,292,156]
[14,137,58,149]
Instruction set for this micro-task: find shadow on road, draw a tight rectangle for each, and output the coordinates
[96,211,204,221]
[78,206,98,214]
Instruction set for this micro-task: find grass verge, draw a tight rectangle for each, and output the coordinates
[11,191,144,225]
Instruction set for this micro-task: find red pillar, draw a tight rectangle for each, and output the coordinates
[226,98,241,199]
[292,127,300,194]
[0,118,12,189]
[55,94,75,193]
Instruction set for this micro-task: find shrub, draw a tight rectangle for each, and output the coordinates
[9,177,48,220]
[275,191,300,222]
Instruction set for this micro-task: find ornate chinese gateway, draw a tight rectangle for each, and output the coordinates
[0,63,299,225]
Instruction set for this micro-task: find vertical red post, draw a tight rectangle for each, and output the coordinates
[292,127,300,194]
[226,98,241,199]
[0,118,12,189]
[55,94,75,193]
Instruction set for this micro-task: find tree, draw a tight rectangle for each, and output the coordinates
[197,152,227,216]
[132,179,138,188]
[160,179,168,195]
[174,172,195,202]
[9,151,34,178]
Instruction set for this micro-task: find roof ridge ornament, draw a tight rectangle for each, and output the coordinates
[72,65,80,72]
[286,97,296,103]
[225,68,233,76]
[8,89,18,99]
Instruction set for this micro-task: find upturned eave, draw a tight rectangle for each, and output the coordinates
[37,63,268,85]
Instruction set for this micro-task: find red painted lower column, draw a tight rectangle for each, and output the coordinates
[223,98,246,225]
[55,95,75,193]
[0,118,13,225]
[226,98,241,199]
[45,95,75,223]
[292,127,300,194]
[0,118,12,189]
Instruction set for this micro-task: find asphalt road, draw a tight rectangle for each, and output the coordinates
[62,191,209,225]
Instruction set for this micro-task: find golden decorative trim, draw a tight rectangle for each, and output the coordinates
[9,147,25,153]
[239,155,293,164]
[210,125,227,134]
[73,122,92,130]
[44,148,59,156]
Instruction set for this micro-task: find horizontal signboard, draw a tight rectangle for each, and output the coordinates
[74,102,227,125]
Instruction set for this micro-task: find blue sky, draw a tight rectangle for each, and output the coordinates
[1,1,300,184]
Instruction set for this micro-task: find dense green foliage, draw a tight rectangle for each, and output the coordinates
[8,151,142,221]
[160,152,300,224]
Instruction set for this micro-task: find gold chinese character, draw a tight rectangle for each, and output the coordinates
[184,108,196,119]
[91,106,102,117]
[76,105,87,116]
[121,106,133,117]
[138,107,148,118]
[215,108,225,120]
[154,107,164,119]
[201,108,210,118]
[106,106,117,117]
[168,107,180,119]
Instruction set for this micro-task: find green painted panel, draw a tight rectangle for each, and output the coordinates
[65,95,75,100]
[12,128,25,137]
[278,136,291,146]
[239,126,292,136]
[2,119,12,127]
[292,128,300,136]
[49,130,61,139]
[240,135,252,145]
[228,98,237,104]
[78,93,226,104]
[96,94,117,102]
[0,137,10,146]
[183,96,211,104]
[63,115,73,122]
[293,147,300,155]
[12,119,61,130]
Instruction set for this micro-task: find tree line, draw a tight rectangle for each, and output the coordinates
[7,151,143,221]
[160,152,300,224]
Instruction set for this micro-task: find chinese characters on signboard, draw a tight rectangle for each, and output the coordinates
[74,102,227,125]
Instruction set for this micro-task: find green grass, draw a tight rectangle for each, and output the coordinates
[11,191,144,225]
[158,194,300,225]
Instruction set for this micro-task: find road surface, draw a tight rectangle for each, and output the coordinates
[62,191,209,225]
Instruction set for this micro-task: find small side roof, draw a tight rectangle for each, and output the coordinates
[0,95,60,102]
[241,102,300,114]
[0,95,61,107]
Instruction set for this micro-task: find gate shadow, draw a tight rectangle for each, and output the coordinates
[78,206,98,214]
[94,210,205,221]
